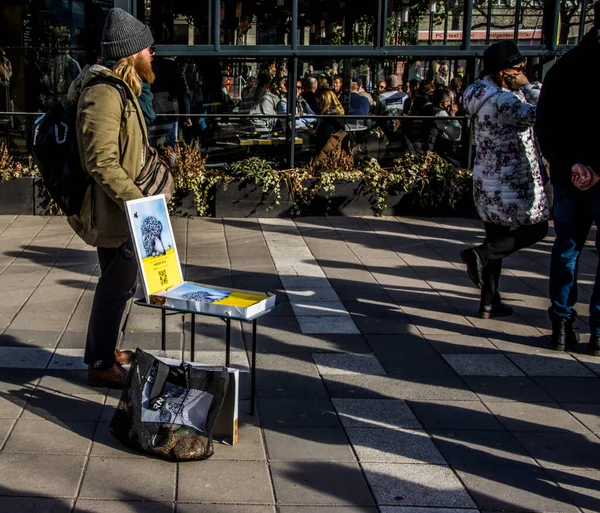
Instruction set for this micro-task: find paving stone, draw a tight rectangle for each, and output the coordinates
[258,398,340,427]
[513,432,600,470]
[73,501,174,513]
[0,418,14,446]
[56,331,87,349]
[270,461,374,506]
[363,463,476,508]
[485,402,590,433]
[177,506,275,513]
[285,288,341,302]
[351,316,419,335]
[562,403,600,434]
[264,427,355,461]
[365,334,459,378]
[0,346,53,368]
[0,329,63,349]
[430,430,538,469]
[90,422,145,458]
[425,334,499,354]
[571,353,600,377]
[462,376,554,403]
[211,423,266,460]
[456,467,579,512]
[36,371,106,395]
[346,427,445,464]
[0,498,74,513]
[323,374,477,401]
[80,457,176,500]
[23,391,104,422]
[379,509,477,513]
[0,453,85,497]
[296,315,360,335]
[0,393,27,418]
[280,508,376,513]
[332,398,422,429]
[533,377,600,404]
[3,419,94,454]
[291,301,349,317]
[442,354,524,377]
[407,400,504,431]
[255,353,328,399]
[178,461,273,503]
[546,469,600,512]
[47,349,88,370]
[312,353,386,376]
[402,306,480,337]
[507,353,595,377]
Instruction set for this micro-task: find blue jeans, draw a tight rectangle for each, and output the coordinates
[550,186,600,334]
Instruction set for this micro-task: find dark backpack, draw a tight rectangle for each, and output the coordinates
[31,78,128,216]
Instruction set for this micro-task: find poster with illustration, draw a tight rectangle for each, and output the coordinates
[125,195,183,300]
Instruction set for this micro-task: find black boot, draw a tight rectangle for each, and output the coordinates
[479,260,512,319]
[460,247,483,288]
[550,317,580,351]
[588,335,600,357]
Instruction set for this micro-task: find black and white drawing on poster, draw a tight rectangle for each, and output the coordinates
[141,376,213,434]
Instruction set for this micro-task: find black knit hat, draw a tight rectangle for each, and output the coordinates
[482,41,524,75]
[101,8,154,59]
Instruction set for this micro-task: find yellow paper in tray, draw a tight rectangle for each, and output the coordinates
[142,248,183,296]
[214,292,268,307]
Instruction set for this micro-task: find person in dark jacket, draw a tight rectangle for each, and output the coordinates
[535,1,600,357]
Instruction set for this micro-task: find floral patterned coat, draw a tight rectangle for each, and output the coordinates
[463,77,549,227]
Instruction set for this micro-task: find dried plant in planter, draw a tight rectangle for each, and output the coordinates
[165,143,212,216]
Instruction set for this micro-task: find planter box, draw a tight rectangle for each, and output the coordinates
[169,189,216,217]
[299,179,377,217]
[0,177,35,215]
[214,180,294,218]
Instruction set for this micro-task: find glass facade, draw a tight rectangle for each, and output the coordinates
[0,0,594,169]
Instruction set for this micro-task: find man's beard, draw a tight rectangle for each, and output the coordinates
[135,56,155,84]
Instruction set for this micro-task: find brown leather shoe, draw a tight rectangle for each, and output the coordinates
[87,363,128,389]
[114,349,135,365]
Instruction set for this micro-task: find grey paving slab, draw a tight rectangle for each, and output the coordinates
[562,403,600,434]
[0,453,86,497]
[507,353,595,377]
[332,398,422,429]
[323,374,477,401]
[485,402,591,433]
[3,419,94,454]
[211,423,267,461]
[0,498,74,513]
[79,457,176,501]
[264,427,355,461]
[0,394,26,418]
[456,467,579,512]
[177,506,275,513]
[533,377,600,404]
[90,422,145,458]
[513,432,600,470]
[23,392,104,422]
[0,418,14,447]
[351,316,420,335]
[406,400,504,431]
[73,501,174,513]
[346,427,445,464]
[547,469,600,513]
[270,461,374,506]
[365,334,461,378]
[178,461,274,504]
[296,315,360,335]
[424,333,499,354]
[462,376,555,403]
[402,305,480,337]
[443,354,525,377]
[0,329,63,349]
[312,353,386,376]
[379,509,477,513]
[572,353,600,377]
[429,430,538,469]
[48,349,88,370]
[362,463,476,508]
[257,398,340,428]
[280,508,377,513]
[285,288,341,302]
[255,353,328,399]
[0,346,53,367]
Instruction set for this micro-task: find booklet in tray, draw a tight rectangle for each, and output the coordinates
[125,195,276,319]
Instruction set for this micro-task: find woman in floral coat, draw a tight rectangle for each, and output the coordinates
[460,40,549,319]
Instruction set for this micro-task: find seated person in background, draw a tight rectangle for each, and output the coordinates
[241,76,256,100]
[349,80,370,116]
[375,74,408,117]
[248,73,280,129]
[355,78,374,108]
[313,88,346,154]
[300,77,319,114]
[277,84,316,131]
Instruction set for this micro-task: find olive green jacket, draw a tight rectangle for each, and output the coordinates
[67,65,146,247]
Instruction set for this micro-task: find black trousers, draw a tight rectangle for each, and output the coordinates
[477,221,548,305]
[84,241,138,367]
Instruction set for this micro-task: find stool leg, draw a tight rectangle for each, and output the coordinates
[160,309,166,356]
[190,313,196,362]
[225,318,231,367]
[250,319,257,415]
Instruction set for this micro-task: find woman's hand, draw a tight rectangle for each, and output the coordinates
[571,163,599,190]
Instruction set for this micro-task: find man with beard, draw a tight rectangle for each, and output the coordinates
[66,8,155,387]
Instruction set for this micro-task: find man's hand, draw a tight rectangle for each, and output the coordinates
[571,163,599,190]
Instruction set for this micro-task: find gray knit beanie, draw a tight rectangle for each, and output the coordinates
[101,8,154,59]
